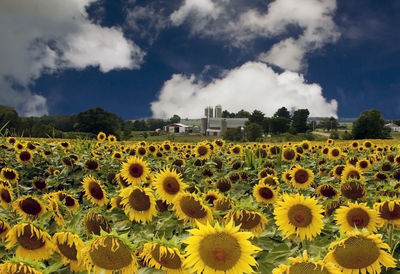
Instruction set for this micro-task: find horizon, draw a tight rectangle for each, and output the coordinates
[1,0,399,120]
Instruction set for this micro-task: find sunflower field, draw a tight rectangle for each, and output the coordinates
[1,134,400,273]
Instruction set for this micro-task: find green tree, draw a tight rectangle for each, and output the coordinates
[352,109,390,139]
[273,107,291,119]
[291,109,310,133]
[249,110,265,126]
[270,117,290,134]
[236,109,251,118]
[319,117,338,131]
[75,107,123,137]
[246,122,263,141]
[146,119,168,131]
[223,127,243,141]
[132,120,147,131]
[0,105,20,135]
[169,114,181,124]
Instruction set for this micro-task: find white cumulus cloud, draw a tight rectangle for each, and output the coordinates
[151,62,338,119]
[0,0,143,116]
[170,0,339,71]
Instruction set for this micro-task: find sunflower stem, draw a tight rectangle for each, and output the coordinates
[388,222,393,251]
[302,240,308,252]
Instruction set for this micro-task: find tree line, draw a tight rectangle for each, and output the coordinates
[0,105,181,140]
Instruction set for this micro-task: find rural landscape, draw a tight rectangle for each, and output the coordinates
[1,0,400,273]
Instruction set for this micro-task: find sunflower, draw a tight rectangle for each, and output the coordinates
[83,212,111,236]
[253,182,278,204]
[0,219,10,240]
[273,251,340,274]
[215,197,233,211]
[120,186,157,223]
[203,190,222,206]
[0,185,13,208]
[195,142,212,160]
[216,178,232,193]
[13,196,46,219]
[290,166,314,189]
[335,202,379,234]
[82,175,108,206]
[225,209,268,236]
[325,231,396,273]
[356,158,371,171]
[85,159,100,171]
[80,234,138,274]
[213,139,225,149]
[230,145,243,157]
[6,223,54,260]
[341,165,364,182]
[31,178,47,192]
[282,171,292,183]
[173,193,212,225]
[97,131,106,142]
[53,231,85,272]
[14,142,25,152]
[259,174,279,186]
[116,173,131,188]
[108,134,117,143]
[17,150,33,163]
[56,191,79,212]
[184,220,261,274]
[140,242,187,273]
[154,168,186,203]
[6,136,17,145]
[120,156,150,185]
[316,184,338,199]
[374,172,389,181]
[374,200,400,227]
[340,180,366,200]
[274,193,324,241]
[328,147,342,160]
[0,260,42,274]
[59,141,70,150]
[1,168,19,184]
[282,147,297,162]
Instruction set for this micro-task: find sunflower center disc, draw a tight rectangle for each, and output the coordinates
[288,204,313,227]
[19,151,31,161]
[197,146,208,156]
[57,241,78,260]
[33,179,46,190]
[319,185,337,198]
[88,181,104,200]
[179,196,207,218]
[20,197,42,216]
[90,237,132,270]
[129,189,151,211]
[163,177,180,194]
[289,262,329,274]
[17,225,45,250]
[232,147,240,154]
[3,170,16,180]
[150,244,182,269]
[1,189,11,203]
[333,236,380,269]
[84,213,110,235]
[346,208,370,228]
[65,196,75,207]
[341,181,365,200]
[283,149,295,160]
[359,161,368,169]
[199,232,241,271]
[347,170,361,179]
[379,202,400,220]
[234,211,261,229]
[331,149,339,157]
[86,160,99,170]
[129,164,143,178]
[294,170,309,184]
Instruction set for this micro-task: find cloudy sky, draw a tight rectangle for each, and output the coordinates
[1,0,399,119]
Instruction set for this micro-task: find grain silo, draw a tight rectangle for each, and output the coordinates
[215,105,222,118]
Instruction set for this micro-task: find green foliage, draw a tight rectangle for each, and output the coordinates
[249,110,265,125]
[318,117,338,131]
[269,117,290,134]
[246,122,263,142]
[273,107,291,120]
[169,114,181,123]
[352,109,390,139]
[236,109,251,118]
[291,109,310,133]
[75,107,123,138]
[223,127,243,141]
[329,130,339,139]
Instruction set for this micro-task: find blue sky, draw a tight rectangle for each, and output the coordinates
[1,0,399,119]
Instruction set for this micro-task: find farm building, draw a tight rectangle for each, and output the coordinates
[202,118,248,136]
[385,123,400,132]
[163,123,193,134]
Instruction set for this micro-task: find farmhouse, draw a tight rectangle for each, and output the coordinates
[163,123,193,134]
[201,105,248,136]
[385,123,400,132]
